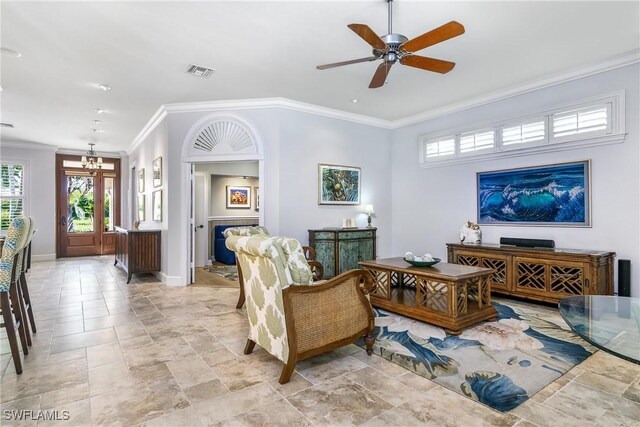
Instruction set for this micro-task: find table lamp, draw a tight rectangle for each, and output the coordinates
[364,204,375,228]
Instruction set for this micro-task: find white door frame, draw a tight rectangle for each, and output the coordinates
[180,112,264,285]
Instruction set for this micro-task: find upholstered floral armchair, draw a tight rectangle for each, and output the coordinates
[223,226,323,308]
[225,234,375,384]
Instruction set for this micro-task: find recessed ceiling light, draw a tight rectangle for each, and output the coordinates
[93,119,102,124]
[91,128,103,133]
[0,47,21,58]
[98,84,111,91]
[351,99,359,103]
[94,108,105,114]
[0,123,15,128]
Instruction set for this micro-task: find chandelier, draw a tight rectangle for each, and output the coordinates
[81,143,103,176]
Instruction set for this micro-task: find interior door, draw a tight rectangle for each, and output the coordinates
[194,173,207,267]
[56,155,121,257]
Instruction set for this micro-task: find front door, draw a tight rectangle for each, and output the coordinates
[56,155,120,257]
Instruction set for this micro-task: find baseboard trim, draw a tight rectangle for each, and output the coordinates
[32,254,57,262]
[157,272,185,287]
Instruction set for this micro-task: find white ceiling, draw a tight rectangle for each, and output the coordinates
[1,1,638,153]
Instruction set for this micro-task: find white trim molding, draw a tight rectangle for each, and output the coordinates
[127,49,639,154]
[32,254,56,262]
[396,49,639,129]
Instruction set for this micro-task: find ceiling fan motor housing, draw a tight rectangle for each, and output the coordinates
[375,33,409,63]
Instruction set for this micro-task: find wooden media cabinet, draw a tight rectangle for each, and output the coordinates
[447,243,615,304]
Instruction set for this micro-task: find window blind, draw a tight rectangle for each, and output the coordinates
[424,137,455,159]
[502,120,546,146]
[1,163,25,230]
[459,130,495,153]
[553,105,608,138]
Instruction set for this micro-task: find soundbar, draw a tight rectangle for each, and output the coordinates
[500,237,555,248]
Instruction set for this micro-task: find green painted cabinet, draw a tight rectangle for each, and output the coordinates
[308,228,377,278]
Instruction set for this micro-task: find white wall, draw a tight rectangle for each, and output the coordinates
[209,175,259,216]
[0,145,56,260]
[277,109,392,255]
[391,64,640,296]
[126,118,169,281]
[134,107,392,285]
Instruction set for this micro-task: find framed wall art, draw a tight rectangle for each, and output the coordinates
[477,160,591,227]
[152,190,162,222]
[318,164,361,205]
[226,185,251,209]
[137,195,145,221]
[153,157,162,188]
[138,169,145,192]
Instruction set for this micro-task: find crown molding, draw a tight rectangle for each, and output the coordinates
[0,140,59,151]
[393,49,640,129]
[128,107,168,154]
[164,97,394,129]
[127,50,639,152]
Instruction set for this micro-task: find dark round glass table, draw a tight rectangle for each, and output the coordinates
[559,295,640,364]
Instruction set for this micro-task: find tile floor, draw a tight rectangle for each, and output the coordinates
[1,256,638,426]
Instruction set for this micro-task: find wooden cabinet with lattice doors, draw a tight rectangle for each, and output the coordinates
[447,243,615,304]
[452,250,510,293]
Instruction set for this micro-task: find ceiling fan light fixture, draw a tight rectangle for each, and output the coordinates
[316,0,465,88]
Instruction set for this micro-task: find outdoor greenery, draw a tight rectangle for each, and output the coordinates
[67,176,94,232]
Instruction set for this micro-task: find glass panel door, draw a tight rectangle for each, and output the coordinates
[67,176,95,233]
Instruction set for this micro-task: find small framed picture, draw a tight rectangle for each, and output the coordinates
[138,169,145,193]
[137,195,145,221]
[226,186,251,209]
[153,157,162,188]
[152,190,162,221]
[254,187,260,211]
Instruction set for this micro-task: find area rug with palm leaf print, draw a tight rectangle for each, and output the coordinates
[358,297,596,412]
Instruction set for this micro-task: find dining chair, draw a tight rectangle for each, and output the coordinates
[0,217,32,374]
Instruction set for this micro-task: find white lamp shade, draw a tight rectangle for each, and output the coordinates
[364,204,375,214]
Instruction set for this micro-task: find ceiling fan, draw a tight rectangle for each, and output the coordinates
[317,0,465,88]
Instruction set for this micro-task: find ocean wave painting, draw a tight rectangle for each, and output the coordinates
[477,161,590,226]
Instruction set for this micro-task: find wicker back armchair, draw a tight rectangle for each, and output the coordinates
[226,234,375,384]
[223,226,323,308]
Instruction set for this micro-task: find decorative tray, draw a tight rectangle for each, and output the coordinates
[404,257,441,267]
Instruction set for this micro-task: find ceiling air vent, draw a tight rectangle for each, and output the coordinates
[0,123,14,128]
[186,64,215,78]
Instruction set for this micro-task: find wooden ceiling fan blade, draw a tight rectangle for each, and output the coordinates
[369,62,392,89]
[316,56,378,70]
[400,55,456,74]
[347,23,387,51]
[401,21,465,53]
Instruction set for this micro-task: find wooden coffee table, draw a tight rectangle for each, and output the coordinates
[359,257,498,334]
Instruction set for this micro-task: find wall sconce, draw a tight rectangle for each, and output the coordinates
[364,204,375,228]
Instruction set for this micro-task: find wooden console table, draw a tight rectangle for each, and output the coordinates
[359,257,497,335]
[114,227,161,283]
[309,228,376,278]
[447,243,615,304]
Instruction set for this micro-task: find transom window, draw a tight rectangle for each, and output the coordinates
[419,91,625,167]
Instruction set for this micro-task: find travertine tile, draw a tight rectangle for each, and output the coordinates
[166,356,217,389]
[211,351,282,391]
[287,375,393,425]
[211,397,311,426]
[4,256,638,427]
